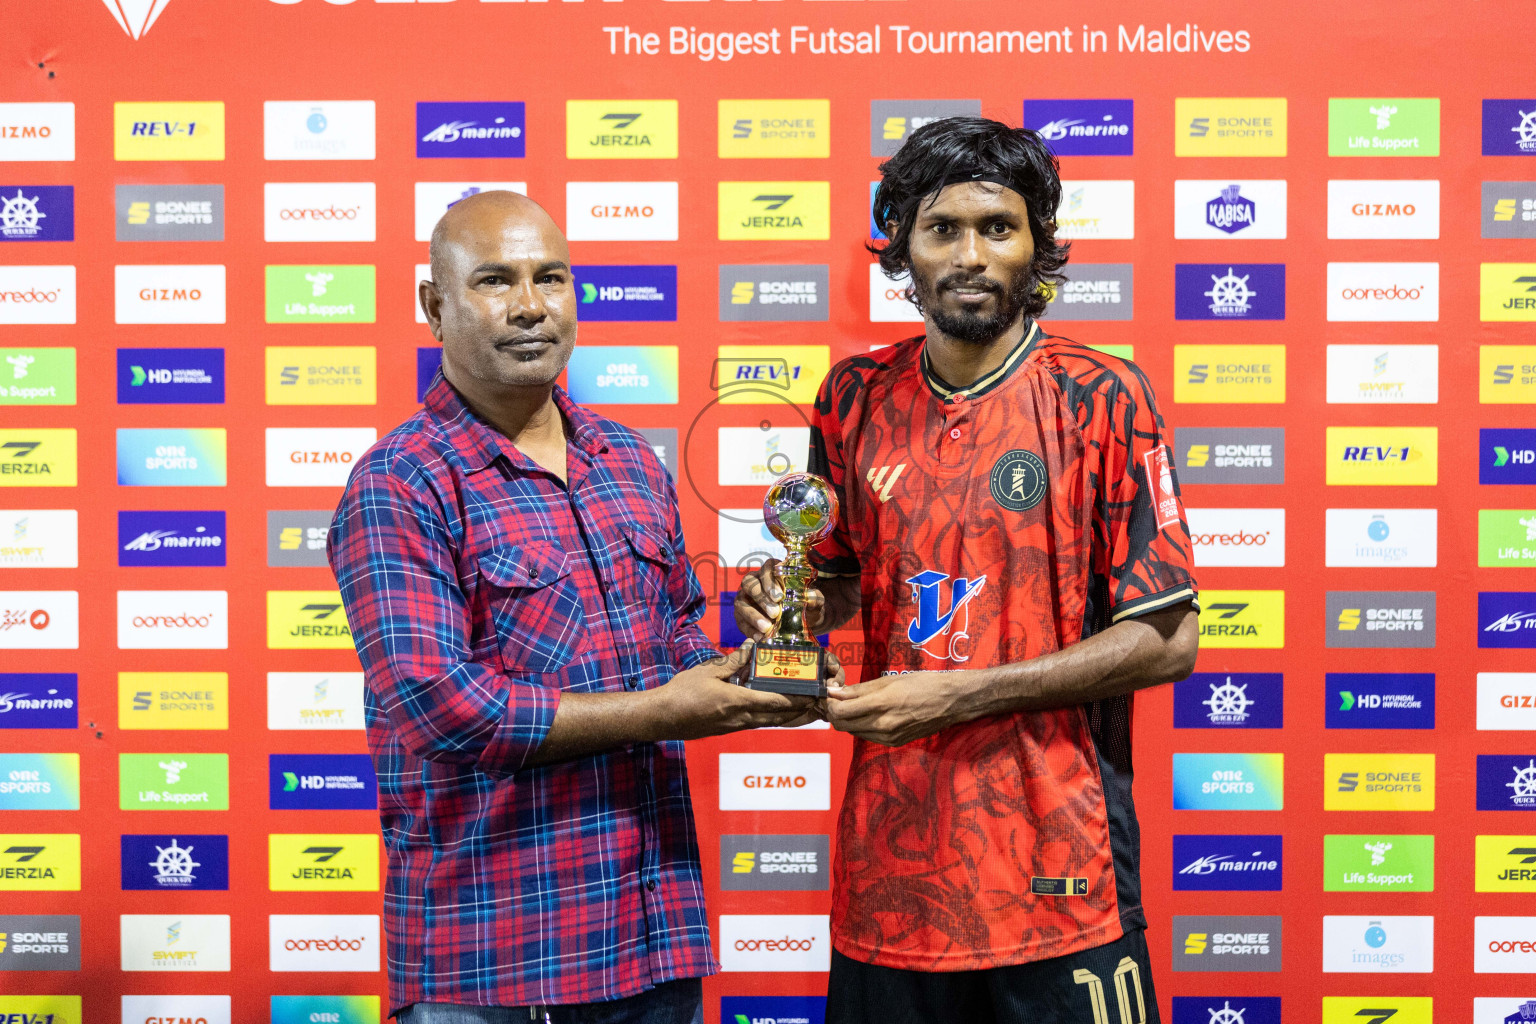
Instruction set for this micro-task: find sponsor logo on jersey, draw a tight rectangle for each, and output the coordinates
[264,101,375,161]
[1171,915,1282,971]
[718,753,830,811]
[0,103,75,162]
[265,264,376,323]
[1483,345,1536,404]
[116,183,224,242]
[267,511,332,568]
[269,754,378,810]
[1482,263,1536,322]
[0,754,78,811]
[870,100,980,156]
[118,671,228,730]
[0,835,80,891]
[1326,753,1435,811]
[719,264,829,322]
[565,346,679,405]
[1480,510,1536,569]
[0,185,72,242]
[0,510,77,568]
[1325,344,1439,404]
[1173,179,1287,239]
[1477,836,1536,892]
[269,833,380,892]
[904,570,987,664]
[716,345,829,406]
[118,753,229,811]
[1483,100,1536,156]
[1054,180,1135,239]
[720,835,830,892]
[1326,673,1434,728]
[267,672,364,731]
[1195,590,1284,649]
[268,914,380,972]
[116,590,227,650]
[1175,98,1287,157]
[1326,427,1437,486]
[1172,998,1281,1024]
[264,346,376,405]
[719,99,829,159]
[1174,264,1285,320]
[718,182,831,241]
[1484,181,1536,239]
[114,102,224,161]
[1476,917,1536,973]
[1172,835,1282,891]
[718,427,809,488]
[1326,592,1436,649]
[1023,99,1133,156]
[1325,508,1437,568]
[0,591,79,649]
[1323,834,1434,892]
[120,914,231,972]
[0,674,76,730]
[116,428,226,487]
[1328,98,1439,156]
[120,833,230,891]
[0,348,75,406]
[1039,263,1133,321]
[417,101,525,159]
[1176,427,1284,485]
[263,182,376,243]
[566,181,679,241]
[1322,915,1434,973]
[718,915,830,973]
[987,450,1047,512]
[1483,429,1536,485]
[1174,673,1283,728]
[1480,593,1536,649]
[115,264,226,325]
[573,266,678,322]
[1172,752,1284,810]
[118,510,226,568]
[124,996,233,1024]
[567,100,677,159]
[117,347,224,405]
[1328,179,1440,239]
[1174,345,1285,402]
[0,265,76,325]
[0,914,79,971]
[413,182,526,241]
[267,591,354,650]
[1328,262,1439,322]
[264,428,377,487]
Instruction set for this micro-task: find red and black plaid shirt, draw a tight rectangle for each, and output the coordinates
[328,373,719,1014]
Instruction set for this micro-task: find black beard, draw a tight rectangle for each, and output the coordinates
[911,269,1034,345]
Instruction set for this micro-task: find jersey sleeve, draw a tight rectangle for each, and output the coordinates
[807,369,861,578]
[1090,364,1199,622]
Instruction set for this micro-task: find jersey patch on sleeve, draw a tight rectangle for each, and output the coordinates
[1143,444,1181,531]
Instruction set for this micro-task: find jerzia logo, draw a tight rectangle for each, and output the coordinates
[906,570,986,663]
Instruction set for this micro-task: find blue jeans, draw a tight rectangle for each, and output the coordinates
[399,979,703,1024]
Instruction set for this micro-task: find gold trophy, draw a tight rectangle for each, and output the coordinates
[745,472,839,696]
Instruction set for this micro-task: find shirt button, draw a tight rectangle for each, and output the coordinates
[645,879,657,892]
[949,428,962,440]
[626,676,639,689]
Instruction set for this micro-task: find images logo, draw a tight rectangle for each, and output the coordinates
[1482,263,1536,322]
[1323,916,1433,973]
[566,181,680,241]
[719,182,831,241]
[265,346,376,405]
[1324,508,1437,567]
[1480,593,1536,649]
[267,511,332,569]
[269,754,378,811]
[1484,182,1536,239]
[1175,98,1287,156]
[116,590,227,650]
[869,99,980,156]
[114,102,224,161]
[1040,264,1133,322]
[0,510,76,568]
[1325,344,1439,404]
[0,913,79,971]
[1479,511,1536,569]
[1176,427,1284,485]
[263,182,376,243]
[118,753,229,811]
[269,833,380,892]
[413,182,527,241]
[1023,99,1133,156]
[120,833,229,891]
[1195,590,1284,649]
[118,511,226,568]
[719,915,830,973]
[120,913,230,972]
[0,674,76,730]
[0,266,76,324]
[264,101,376,161]
[418,102,525,158]
[116,428,227,487]
[719,99,829,159]
[1482,346,1536,404]
[100,0,173,40]
[1054,179,1135,239]
[117,347,224,404]
[716,345,830,406]
[1323,834,1434,892]
[1482,429,1536,485]
[267,672,364,731]
[567,100,677,159]
[1174,264,1285,320]
[0,835,79,891]
[1173,672,1283,728]
[265,265,376,323]
[1326,674,1435,729]
[267,591,354,650]
[1327,180,1440,239]
[0,591,79,649]
[0,103,75,161]
[1174,179,1287,239]
[719,753,831,811]
[0,348,75,407]
[1175,345,1285,403]
[269,914,380,972]
[719,264,828,323]
[0,754,78,811]
[1483,100,1536,156]
[264,427,377,487]
[565,346,679,405]
[118,671,228,730]
[573,266,677,322]
[1172,753,1284,810]
[0,185,72,242]
[1325,753,1435,811]
[1327,262,1439,322]
[1329,98,1440,156]
[720,835,830,892]
[1171,998,1282,1024]
[1326,427,1437,486]
[1171,915,1282,971]
[116,182,224,242]
[1326,592,1436,649]
[1172,835,1282,891]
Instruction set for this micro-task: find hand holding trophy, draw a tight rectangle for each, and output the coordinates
[744,472,840,696]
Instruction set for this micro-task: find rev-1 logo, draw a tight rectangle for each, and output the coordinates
[905,571,985,663]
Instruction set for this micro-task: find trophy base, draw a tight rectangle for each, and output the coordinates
[745,641,826,696]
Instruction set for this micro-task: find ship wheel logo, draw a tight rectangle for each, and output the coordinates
[1512,108,1536,152]
[1203,677,1254,722]
[0,189,45,239]
[1204,267,1256,317]
[1205,1002,1246,1024]
[1508,759,1536,804]
[150,839,200,885]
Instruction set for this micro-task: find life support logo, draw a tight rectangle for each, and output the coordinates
[906,570,986,664]
[988,449,1047,512]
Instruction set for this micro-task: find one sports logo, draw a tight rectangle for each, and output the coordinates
[906,570,986,663]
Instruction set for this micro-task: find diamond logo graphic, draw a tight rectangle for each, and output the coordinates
[100,0,172,39]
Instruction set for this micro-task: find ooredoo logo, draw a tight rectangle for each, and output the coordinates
[1186,508,1285,567]
[718,915,830,972]
[264,183,376,243]
[268,914,378,972]
[718,753,830,811]
[1474,916,1536,972]
[0,267,75,324]
[283,934,365,951]
[117,591,227,650]
[1327,263,1438,322]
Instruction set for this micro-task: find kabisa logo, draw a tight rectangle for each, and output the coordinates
[417,102,525,158]
[1195,591,1284,649]
[1482,263,1536,322]
[0,913,80,971]
[120,834,229,891]
[565,182,680,242]
[719,265,829,323]
[1479,755,1536,811]
[567,100,677,159]
[118,511,225,568]
[1172,915,1282,971]
[1172,835,1282,891]
[1172,753,1284,811]
[1174,179,1287,240]
[117,347,224,405]
[267,672,364,731]
[1483,429,1536,485]
[0,835,80,891]
[869,99,981,156]
[118,753,229,811]
[1323,834,1435,893]
[1481,345,1536,404]
[1175,98,1287,157]
[0,102,75,162]
[0,266,76,325]
[1328,98,1440,156]
[0,754,79,811]
[565,346,679,405]
[1173,673,1283,729]
[1327,427,1438,486]
[573,266,678,322]
[1171,997,1282,1024]
[1206,184,1254,233]
[719,100,829,159]
[1476,835,1536,892]
[1177,427,1285,485]
[1325,753,1435,811]
[719,182,831,241]
[1480,592,1536,649]
[1483,100,1536,156]
[0,186,72,242]
[1326,592,1436,650]
[1174,264,1285,320]
[269,914,380,972]
[116,183,224,242]
[269,754,378,811]
[263,101,376,161]
[116,429,227,487]
[1321,916,1433,973]
[720,835,830,892]
[721,996,828,1024]
[267,511,332,569]
[269,833,380,892]
[1023,99,1134,156]
[718,915,831,973]
[906,570,986,664]
[1327,673,1435,729]
[113,102,225,161]
[0,674,76,730]
[1040,264,1134,322]
[1484,182,1536,240]
[267,591,354,650]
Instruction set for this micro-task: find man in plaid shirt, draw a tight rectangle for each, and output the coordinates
[328,191,828,1024]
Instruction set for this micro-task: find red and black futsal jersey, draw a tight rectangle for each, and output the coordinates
[807,321,1198,973]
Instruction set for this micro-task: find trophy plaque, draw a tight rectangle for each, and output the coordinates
[745,472,840,696]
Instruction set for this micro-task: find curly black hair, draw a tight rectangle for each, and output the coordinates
[868,116,1070,321]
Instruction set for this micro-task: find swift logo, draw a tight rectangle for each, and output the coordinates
[906,571,986,663]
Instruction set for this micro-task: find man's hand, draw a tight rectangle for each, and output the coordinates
[651,642,822,739]
[734,558,824,641]
[824,670,969,747]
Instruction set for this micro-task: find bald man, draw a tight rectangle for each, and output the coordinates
[328,192,830,1024]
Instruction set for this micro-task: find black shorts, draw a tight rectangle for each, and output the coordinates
[827,928,1160,1024]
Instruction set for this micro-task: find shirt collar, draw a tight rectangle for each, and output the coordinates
[423,370,609,474]
[920,320,1042,402]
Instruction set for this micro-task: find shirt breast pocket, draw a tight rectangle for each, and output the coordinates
[478,542,586,675]
[623,520,677,634]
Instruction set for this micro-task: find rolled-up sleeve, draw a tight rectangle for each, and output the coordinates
[328,457,560,774]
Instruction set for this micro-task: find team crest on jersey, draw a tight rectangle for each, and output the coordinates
[989,449,1047,511]
[906,570,986,663]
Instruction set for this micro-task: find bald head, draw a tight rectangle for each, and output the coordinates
[428,190,566,287]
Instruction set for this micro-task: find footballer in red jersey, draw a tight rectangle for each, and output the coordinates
[736,118,1198,1023]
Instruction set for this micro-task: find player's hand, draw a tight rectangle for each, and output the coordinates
[746,645,846,727]
[824,670,969,746]
[734,557,825,641]
[652,642,819,738]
